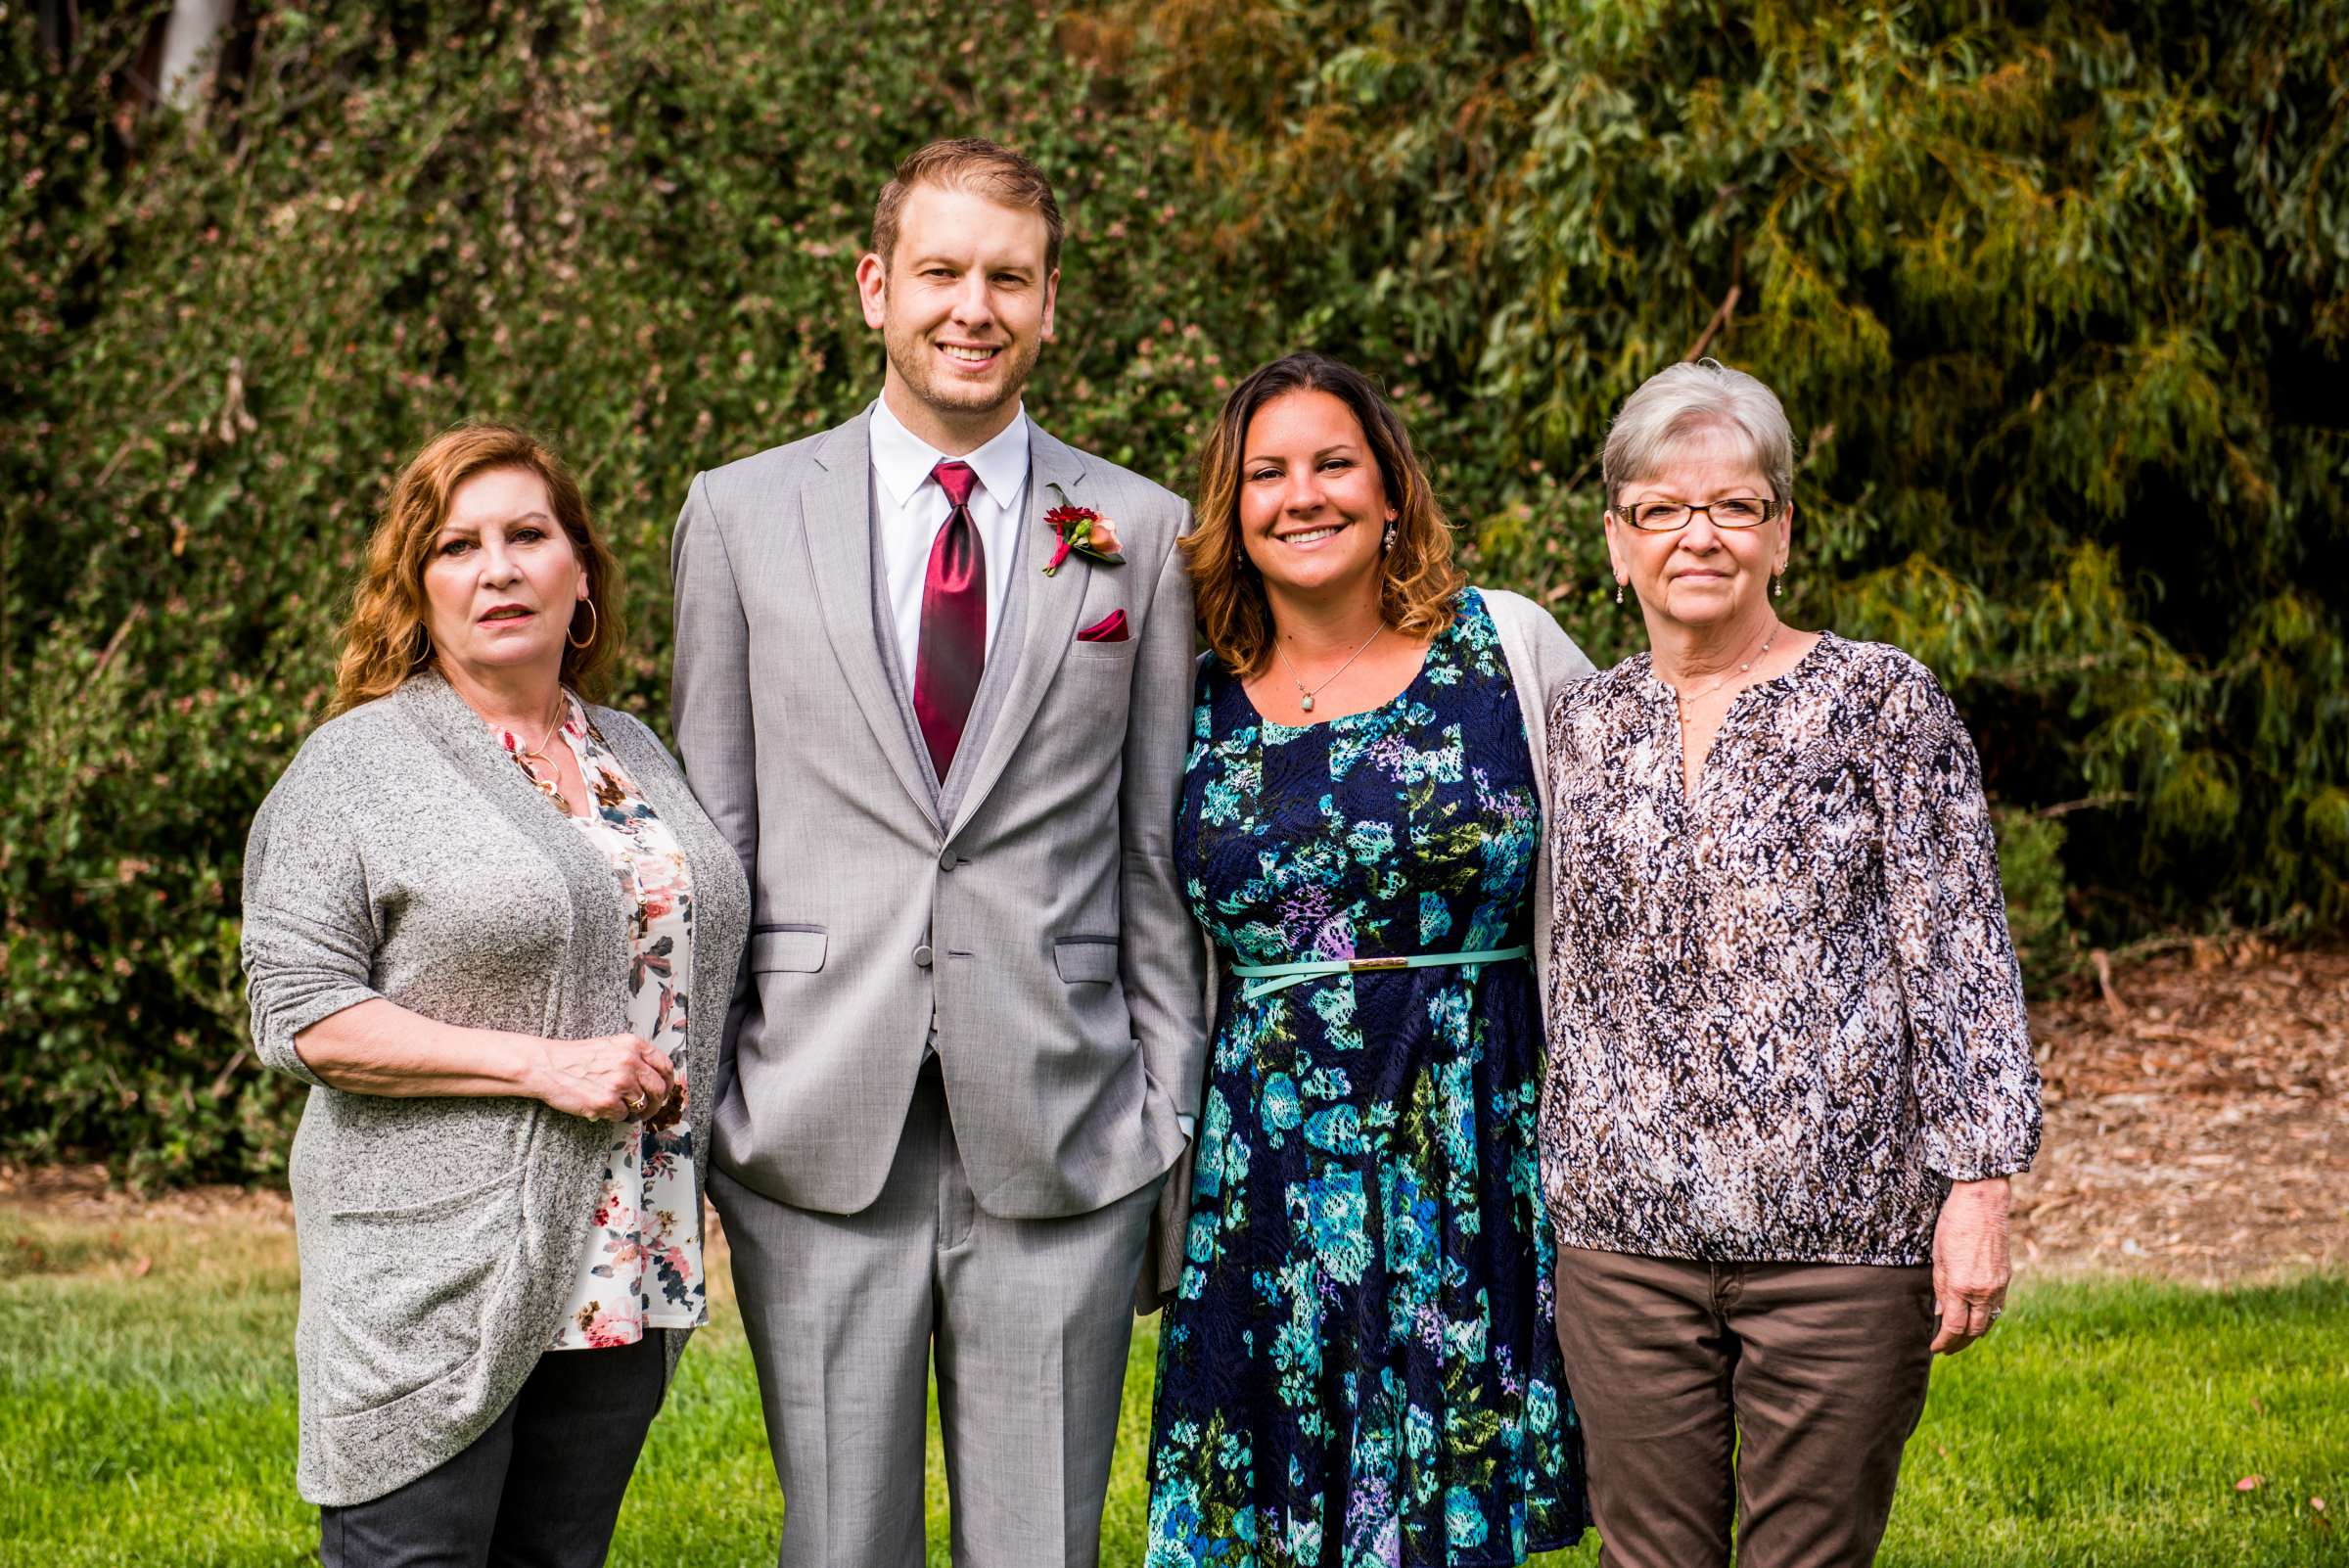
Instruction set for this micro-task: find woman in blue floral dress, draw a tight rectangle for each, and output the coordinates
[1144,353,1594,1568]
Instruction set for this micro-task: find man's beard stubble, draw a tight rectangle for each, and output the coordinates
[885,331,1042,426]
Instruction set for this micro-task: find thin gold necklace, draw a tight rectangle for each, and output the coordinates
[1276,623,1384,714]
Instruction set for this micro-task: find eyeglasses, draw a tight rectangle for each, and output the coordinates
[1611,496,1781,532]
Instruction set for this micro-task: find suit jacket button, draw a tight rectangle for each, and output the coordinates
[938,849,958,871]
[913,945,934,968]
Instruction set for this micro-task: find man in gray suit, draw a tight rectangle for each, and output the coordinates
[669,138,1207,1568]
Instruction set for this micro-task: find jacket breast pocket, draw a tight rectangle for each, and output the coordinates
[751,927,826,973]
[1053,938,1120,985]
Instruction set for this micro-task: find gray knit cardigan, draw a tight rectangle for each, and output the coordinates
[241,671,750,1507]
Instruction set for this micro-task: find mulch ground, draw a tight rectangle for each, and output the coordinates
[2016,940,2349,1281]
[8,943,2346,1283]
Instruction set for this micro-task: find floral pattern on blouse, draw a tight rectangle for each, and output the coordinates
[1146,591,1589,1568]
[499,696,706,1349]
[1539,632,2043,1268]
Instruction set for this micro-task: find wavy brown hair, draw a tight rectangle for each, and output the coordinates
[1182,351,1465,678]
[331,423,622,715]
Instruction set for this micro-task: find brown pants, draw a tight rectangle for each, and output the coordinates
[1552,1246,1936,1568]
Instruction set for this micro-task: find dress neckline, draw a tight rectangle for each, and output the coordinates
[1237,588,1481,737]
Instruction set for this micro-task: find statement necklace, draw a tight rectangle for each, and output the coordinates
[1276,623,1384,714]
[1667,624,1778,716]
[508,693,574,810]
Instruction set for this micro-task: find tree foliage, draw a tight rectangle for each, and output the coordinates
[1111,0,2349,941]
[4,0,2344,1180]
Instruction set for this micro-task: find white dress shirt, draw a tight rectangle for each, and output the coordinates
[869,394,1031,694]
[869,395,1195,1140]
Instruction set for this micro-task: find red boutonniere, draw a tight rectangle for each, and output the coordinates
[1041,483,1123,576]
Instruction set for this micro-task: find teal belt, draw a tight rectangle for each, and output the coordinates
[1228,945,1530,1001]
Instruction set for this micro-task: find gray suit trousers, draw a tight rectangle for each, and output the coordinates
[712,1064,1162,1568]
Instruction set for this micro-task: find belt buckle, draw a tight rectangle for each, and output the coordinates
[1348,956,1406,973]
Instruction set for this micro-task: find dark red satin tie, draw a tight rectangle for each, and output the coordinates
[913,459,985,780]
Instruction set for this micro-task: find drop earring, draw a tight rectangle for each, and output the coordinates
[1773,571,1784,600]
[1615,579,1626,605]
[1382,520,1398,553]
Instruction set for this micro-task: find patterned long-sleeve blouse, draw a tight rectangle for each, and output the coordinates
[1538,632,2041,1267]
[496,696,707,1349]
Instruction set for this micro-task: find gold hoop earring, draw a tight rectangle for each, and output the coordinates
[568,599,598,650]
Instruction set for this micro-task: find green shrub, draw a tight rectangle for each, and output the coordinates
[2,0,1262,1182]
[4,0,2343,1180]
[1989,807,2077,981]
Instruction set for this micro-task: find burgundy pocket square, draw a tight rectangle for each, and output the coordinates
[1077,609,1130,643]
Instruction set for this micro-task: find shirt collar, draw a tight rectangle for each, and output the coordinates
[868,393,1030,511]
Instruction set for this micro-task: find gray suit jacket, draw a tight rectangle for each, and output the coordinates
[671,408,1208,1220]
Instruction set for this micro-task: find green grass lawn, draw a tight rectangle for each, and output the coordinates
[2,1210,2342,1566]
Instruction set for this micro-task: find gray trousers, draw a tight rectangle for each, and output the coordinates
[712,1063,1162,1568]
[1552,1247,1937,1568]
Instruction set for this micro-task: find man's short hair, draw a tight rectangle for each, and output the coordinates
[870,137,1065,275]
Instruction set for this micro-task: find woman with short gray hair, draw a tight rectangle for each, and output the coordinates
[1538,359,2042,1568]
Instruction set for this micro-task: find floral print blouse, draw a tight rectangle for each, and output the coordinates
[499,696,706,1349]
[1540,633,2042,1267]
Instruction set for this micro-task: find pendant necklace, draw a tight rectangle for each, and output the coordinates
[1277,623,1384,714]
[509,693,574,810]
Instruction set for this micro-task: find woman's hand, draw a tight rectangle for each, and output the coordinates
[526,1034,677,1123]
[1929,1176,2013,1355]
[292,1001,675,1120]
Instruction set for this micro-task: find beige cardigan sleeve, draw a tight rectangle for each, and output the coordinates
[1479,587,1598,1033]
[1136,587,1597,1314]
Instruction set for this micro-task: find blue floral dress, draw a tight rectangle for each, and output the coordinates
[1146,590,1589,1568]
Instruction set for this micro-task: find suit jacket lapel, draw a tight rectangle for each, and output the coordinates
[800,412,937,825]
[947,428,1094,837]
